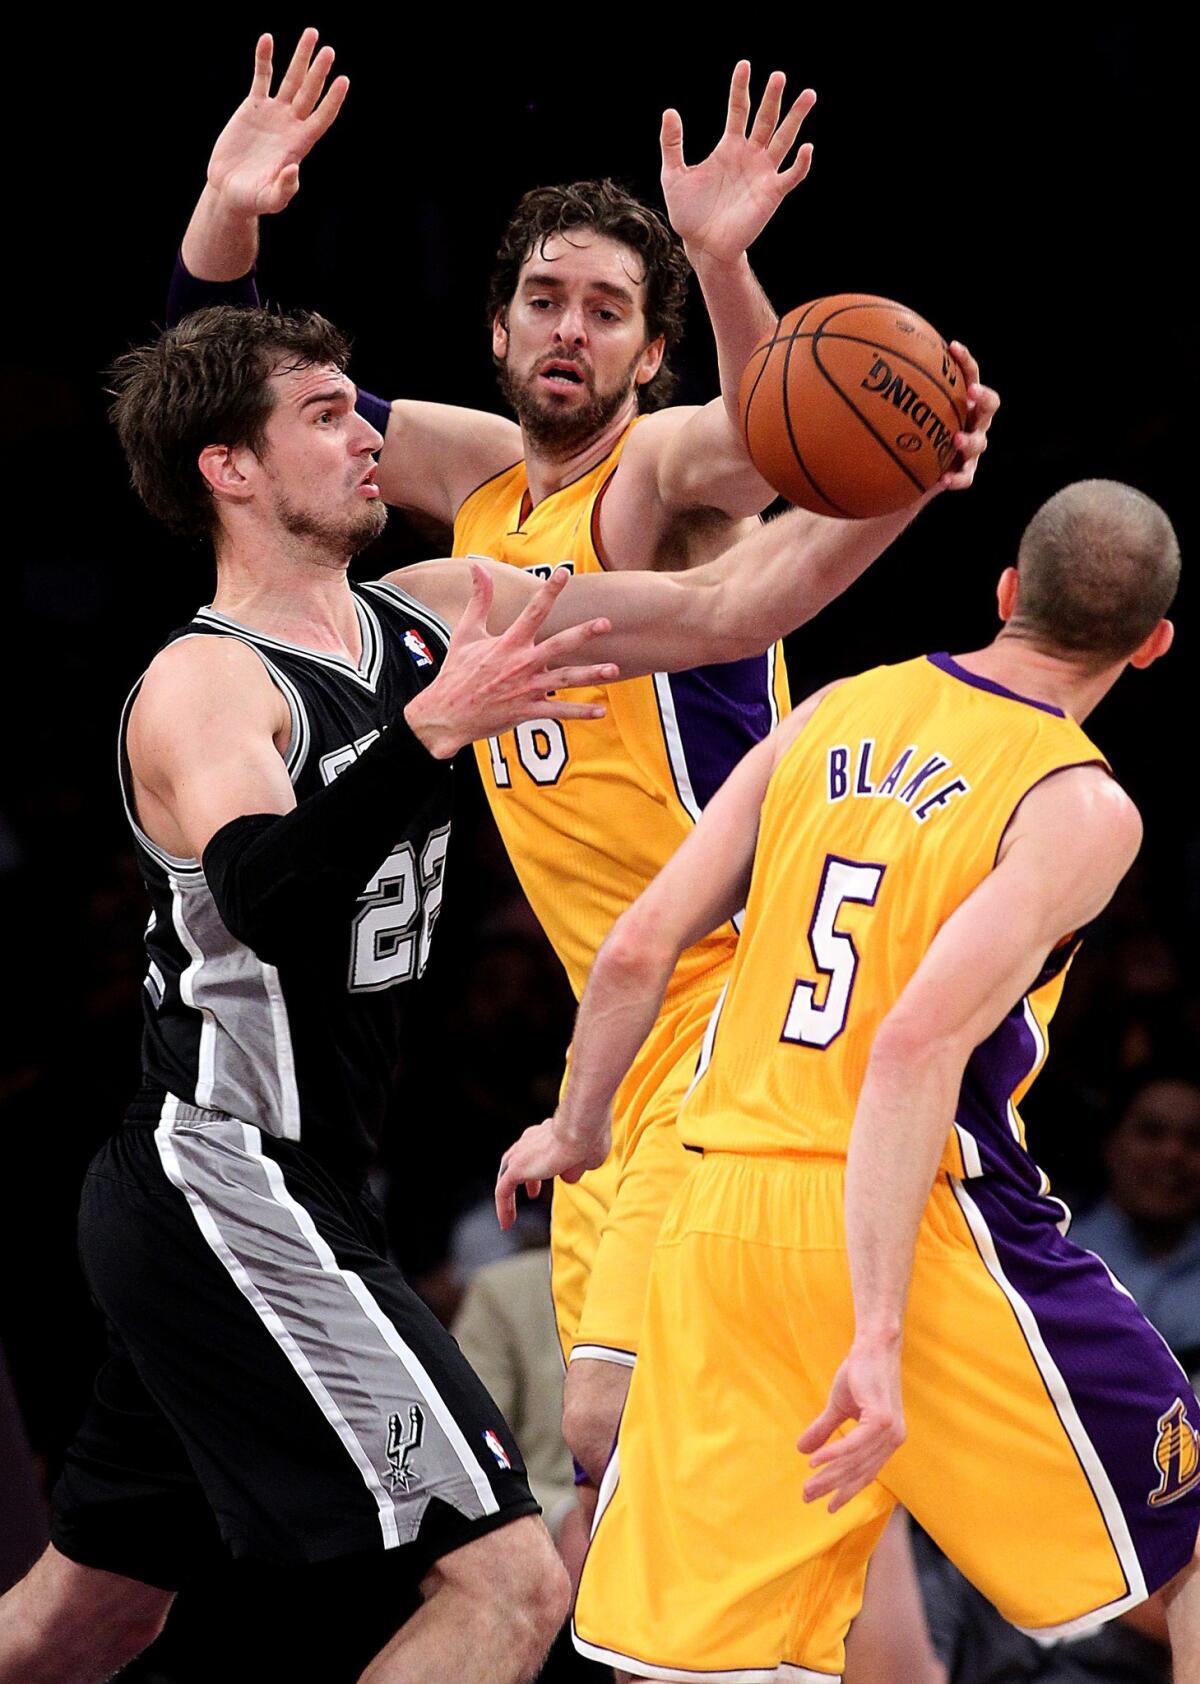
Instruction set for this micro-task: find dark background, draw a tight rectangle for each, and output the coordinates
[0,9,1189,1556]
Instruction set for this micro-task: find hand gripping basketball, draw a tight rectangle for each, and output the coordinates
[739,296,998,517]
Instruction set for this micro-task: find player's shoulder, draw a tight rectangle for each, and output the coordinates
[614,405,704,476]
[132,632,283,743]
[1010,763,1142,866]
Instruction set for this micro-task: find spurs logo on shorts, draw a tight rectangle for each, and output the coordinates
[385,1404,425,1491]
[1148,1398,1200,1507]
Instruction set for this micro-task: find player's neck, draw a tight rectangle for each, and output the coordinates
[520,402,636,507]
[947,636,1119,724]
[210,537,361,662]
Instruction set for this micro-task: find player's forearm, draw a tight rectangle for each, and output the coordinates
[707,495,927,658]
[844,1024,964,1344]
[689,251,777,431]
[181,183,260,281]
[545,495,922,674]
[557,918,679,1148]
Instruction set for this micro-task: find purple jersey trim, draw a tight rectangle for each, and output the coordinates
[959,1175,1200,1600]
[955,940,1082,1190]
[166,253,390,432]
[927,651,1066,716]
[661,655,778,812]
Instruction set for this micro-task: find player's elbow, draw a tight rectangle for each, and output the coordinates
[597,906,678,994]
[868,1009,971,1087]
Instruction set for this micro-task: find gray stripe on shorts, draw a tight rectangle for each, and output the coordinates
[155,1101,497,1548]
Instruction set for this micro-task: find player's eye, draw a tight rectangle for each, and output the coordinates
[596,308,618,322]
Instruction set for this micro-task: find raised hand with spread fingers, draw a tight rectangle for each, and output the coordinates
[661,61,816,269]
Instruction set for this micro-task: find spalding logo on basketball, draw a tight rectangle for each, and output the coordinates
[738,294,969,519]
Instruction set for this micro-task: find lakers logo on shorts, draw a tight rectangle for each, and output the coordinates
[1148,1398,1200,1508]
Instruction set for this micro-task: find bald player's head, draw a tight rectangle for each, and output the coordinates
[1007,480,1180,669]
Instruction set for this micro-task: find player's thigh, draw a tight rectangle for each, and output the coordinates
[890,1176,1200,1637]
[575,1155,892,1681]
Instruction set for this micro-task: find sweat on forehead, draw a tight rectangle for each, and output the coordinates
[522,230,648,289]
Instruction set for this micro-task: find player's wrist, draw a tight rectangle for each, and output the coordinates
[555,1109,610,1164]
[851,1320,903,1353]
[684,243,751,279]
[402,690,462,761]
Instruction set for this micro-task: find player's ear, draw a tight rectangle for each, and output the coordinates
[996,566,1020,622]
[634,335,665,388]
[492,307,510,362]
[1128,618,1174,670]
[197,444,254,505]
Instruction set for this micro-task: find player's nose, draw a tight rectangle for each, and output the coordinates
[554,305,587,346]
[353,413,385,454]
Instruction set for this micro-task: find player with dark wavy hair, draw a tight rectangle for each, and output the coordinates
[486,177,692,414]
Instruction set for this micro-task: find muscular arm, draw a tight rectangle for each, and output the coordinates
[389,493,924,677]
[128,637,448,963]
[798,768,1143,1510]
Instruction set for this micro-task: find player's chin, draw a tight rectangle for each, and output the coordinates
[351,500,389,548]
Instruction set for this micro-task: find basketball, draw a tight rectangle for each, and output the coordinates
[739,294,970,518]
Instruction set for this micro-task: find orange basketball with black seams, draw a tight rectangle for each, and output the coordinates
[739,294,970,519]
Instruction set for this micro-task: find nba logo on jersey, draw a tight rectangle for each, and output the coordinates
[1148,1398,1200,1507]
[404,629,434,668]
[483,1429,511,1470]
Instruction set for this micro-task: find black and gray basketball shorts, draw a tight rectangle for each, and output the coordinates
[52,1104,538,1591]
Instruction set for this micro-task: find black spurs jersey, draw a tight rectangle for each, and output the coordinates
[119,581,453,1182]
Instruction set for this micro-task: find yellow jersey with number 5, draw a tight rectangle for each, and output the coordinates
[680,652,1108,1185]
[453,420,790,1004]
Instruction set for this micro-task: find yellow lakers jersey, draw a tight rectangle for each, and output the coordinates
[454,422,791,1002]
[681,652,1108,1183]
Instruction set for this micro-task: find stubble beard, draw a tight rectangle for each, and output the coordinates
[273,492,389,562]
[496,352,642,459]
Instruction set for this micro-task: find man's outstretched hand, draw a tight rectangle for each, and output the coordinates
[662,61,816,267]
[204,29,348,218]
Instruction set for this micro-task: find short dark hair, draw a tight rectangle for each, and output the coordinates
[1012,480,1181,667]
[487,179,691,410]
[107,305,352,542]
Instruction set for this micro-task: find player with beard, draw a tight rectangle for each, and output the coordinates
[173,31,994,1582]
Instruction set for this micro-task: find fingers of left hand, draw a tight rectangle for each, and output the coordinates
[532,617,611,663]
[542,663,619,691]
[513,568,571,635]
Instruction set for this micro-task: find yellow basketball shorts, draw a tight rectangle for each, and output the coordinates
[549,983,720,1367]
[574,1152,1200,1682]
